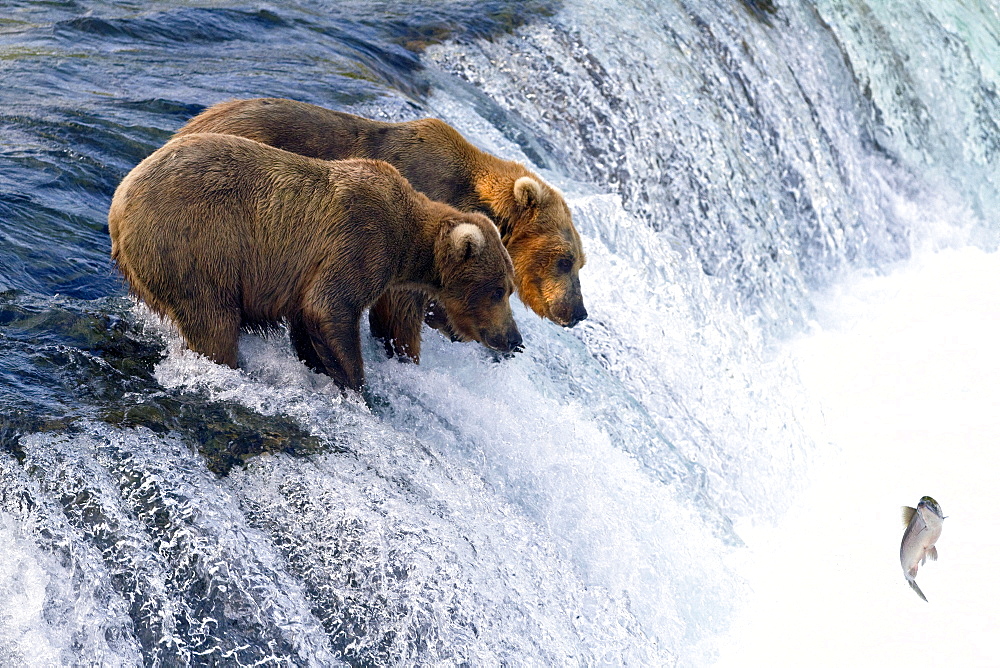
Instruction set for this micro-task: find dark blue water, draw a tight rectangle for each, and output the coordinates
[1,0,997,665]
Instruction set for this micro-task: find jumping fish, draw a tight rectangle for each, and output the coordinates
[899,496,945,602]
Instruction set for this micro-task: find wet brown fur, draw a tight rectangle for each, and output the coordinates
[176,98,587,361]
[109,133,519,391]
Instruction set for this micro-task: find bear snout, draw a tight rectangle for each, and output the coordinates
[566,301,588,327]
[506,326,524,352]
[482,324,523,354]
[553,299,588,328]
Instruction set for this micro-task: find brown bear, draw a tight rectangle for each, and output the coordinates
[108,132,521,392]
[175,98,588,362]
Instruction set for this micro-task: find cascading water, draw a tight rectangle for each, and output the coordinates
[1,0,996,665]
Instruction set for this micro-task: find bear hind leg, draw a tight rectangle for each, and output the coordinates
[174,308,241,369]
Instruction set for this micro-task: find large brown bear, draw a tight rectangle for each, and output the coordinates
[175,98,588,361]
[108,132,521,392]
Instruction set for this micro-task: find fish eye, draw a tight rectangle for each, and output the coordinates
[556,257,573,273]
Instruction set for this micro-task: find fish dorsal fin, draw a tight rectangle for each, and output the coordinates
[902,506,917,526]
[928,546,938,561]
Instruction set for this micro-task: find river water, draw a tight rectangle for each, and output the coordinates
[1,0,997,665]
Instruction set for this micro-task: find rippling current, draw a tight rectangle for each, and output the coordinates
[1,0,997,665]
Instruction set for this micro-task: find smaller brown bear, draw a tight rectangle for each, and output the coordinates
[176,98,588,362]
[108,132,521,392]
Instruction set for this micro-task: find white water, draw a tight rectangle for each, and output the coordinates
[141,174,770,664]
[718,243,1000,666]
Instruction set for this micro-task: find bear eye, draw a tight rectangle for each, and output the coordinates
[556,257,574,273]
[491,287,505,303]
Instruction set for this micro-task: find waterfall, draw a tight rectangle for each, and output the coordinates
[0,0,996,665]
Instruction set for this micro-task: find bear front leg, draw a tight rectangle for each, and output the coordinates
[302,306,366,392]
[289,316,325,373]
[368,288,426,363]
[423,299,460,342]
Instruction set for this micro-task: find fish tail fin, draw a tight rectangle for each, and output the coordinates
[908,578,928,602]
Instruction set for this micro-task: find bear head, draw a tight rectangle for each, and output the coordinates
[504,176,588,328]
[435,213,522,354]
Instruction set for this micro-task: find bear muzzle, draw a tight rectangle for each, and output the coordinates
[551,299,588,328]
[566,301,588,327]
[481,324,523,354]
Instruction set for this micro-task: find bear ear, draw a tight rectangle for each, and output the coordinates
[513,176,546,209]
[448,222,486,262]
